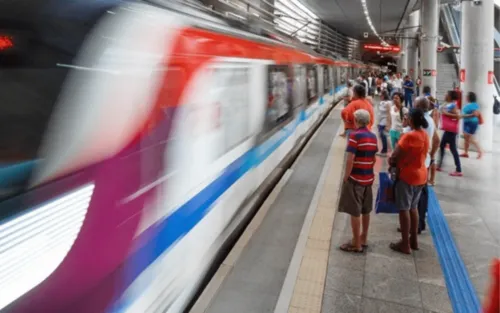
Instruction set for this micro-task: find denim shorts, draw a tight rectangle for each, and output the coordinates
[463,122,478,135]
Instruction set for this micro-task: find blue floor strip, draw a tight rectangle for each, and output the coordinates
[427,187,481,313]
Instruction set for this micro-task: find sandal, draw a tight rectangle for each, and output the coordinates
[340,243,364,253]
[389,241,411,255]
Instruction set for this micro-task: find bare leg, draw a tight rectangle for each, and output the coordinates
[463,134,470,155]
[410,208,419,250]
[350,216,362,250]
[470,136,483,158]
[360,213,370,246]
[429,163,436,185]
[391,211,411,254]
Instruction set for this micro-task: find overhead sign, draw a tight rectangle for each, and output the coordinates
[423,69,437,77]
[460,69,465,83]
[363,44,401,53]
[363,32,369,38]
[488,71,494,84]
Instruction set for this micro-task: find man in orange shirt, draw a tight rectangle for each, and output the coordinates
[341,85,375,136]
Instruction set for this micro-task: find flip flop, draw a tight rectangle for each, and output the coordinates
[340,243,364,253]
[389,242,411,255]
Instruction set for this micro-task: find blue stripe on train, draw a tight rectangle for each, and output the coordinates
[111,88,345,312]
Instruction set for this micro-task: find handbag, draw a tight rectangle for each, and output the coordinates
[440,113,459,133]
[375,172,399,214]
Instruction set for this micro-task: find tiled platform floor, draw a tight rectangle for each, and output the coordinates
[325,155,452,313]
[191,102,499,313]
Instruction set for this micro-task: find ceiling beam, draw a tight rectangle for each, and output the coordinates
[394,0,418,37]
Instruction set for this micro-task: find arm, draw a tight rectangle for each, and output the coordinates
[388,144,402,167]
[343,152,355,182]
[430,130,440,158]
[441,106,461,118]
[385,103,392,130]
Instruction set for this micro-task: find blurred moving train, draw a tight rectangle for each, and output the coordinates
[0,0,374,312]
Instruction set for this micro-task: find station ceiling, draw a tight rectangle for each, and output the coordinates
[301,0,454,41]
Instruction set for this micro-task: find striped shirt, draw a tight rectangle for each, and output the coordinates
[346,127,378,185]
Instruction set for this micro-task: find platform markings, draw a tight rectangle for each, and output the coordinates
[274,106,345,313]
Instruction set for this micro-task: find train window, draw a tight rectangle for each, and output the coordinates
[323,65,330,93]
[306,65,317,105]
[292,65,306,109]
[0,0,119,200]
[263,64,293,133]
[340,67,347,84]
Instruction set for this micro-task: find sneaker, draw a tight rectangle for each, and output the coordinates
[436,167,443,172]
[450,171,463,177]
[377,152,387,157]
[459,153,469,158]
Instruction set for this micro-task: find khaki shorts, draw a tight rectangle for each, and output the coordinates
[338,179,373,217]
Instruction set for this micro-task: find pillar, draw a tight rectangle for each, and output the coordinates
[398,36,408,74]
[495,7,500,81]
[420,0,439,96]
[407,11,420,82]
[461,0,495,152]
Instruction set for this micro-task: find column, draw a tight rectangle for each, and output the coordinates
[461,0,495,152]
[420,0,439,95]
[495,7,500,81]
[398,36,408,74]
[407,11,420,82]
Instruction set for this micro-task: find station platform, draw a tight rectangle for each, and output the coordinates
[189,103,500,313]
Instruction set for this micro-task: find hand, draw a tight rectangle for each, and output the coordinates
[343,175,349,183]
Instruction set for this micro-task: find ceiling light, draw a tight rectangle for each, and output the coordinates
[360,0,388,46]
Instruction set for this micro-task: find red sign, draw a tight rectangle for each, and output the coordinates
[488,71,494,84]
[363,44,401,53]
[431,70,437,77]
[460,69,465,83]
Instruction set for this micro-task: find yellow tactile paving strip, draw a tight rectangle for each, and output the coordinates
[287,117,346,313]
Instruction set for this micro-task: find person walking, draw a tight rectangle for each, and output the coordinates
[376,90,391,156]
[339,109,378,253]
[437,90,463,177]
[460,91,483,159]
[389,108,429,254]
[403,75,415,108]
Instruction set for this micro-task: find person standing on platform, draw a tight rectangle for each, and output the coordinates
[338,109,378,253]
[398,97,439,234]
[389,108,429,254]
[416,76,422,96]
[437,90,463,177]
[341,85,375,137]
[403,75,415,108]
[392,73,404,96]
[389,92,408,149]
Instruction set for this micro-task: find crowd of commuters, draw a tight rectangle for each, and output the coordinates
[339,74,483,254]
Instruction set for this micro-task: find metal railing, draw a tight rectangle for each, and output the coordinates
[192,0,361,60]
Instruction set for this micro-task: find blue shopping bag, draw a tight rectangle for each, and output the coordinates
[375,172,399,214]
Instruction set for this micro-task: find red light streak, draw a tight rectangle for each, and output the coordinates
[363,44,400,52]
[0,36,14,50]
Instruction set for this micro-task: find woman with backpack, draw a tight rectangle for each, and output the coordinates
[460,91,483,159]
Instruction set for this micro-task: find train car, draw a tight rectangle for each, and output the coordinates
[0,0,365,312]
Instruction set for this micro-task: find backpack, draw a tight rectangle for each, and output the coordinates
[494,97,500,115]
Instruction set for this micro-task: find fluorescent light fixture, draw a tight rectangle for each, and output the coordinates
[360,0,388,46]
[0,184,94,310]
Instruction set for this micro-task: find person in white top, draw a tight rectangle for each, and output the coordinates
[389,92,408,149]
[376,90,391,156]
[391,73,404,95]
